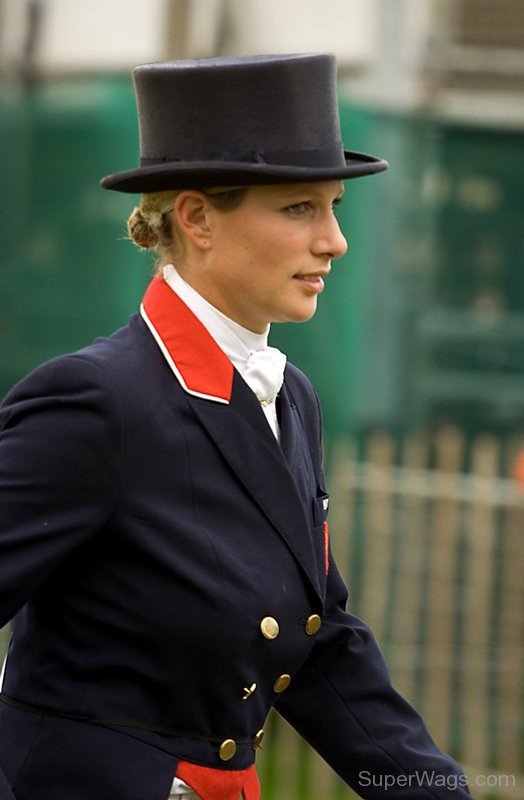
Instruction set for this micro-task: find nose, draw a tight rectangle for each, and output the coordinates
[312,213,348,260]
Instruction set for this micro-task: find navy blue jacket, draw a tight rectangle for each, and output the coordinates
[0,281,470,799]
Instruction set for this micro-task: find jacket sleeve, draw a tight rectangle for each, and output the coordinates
[0,354,124,627]
[276,371,471,799]
[275,561,471,798]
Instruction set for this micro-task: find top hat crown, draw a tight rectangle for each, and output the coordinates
[101,53,388,193]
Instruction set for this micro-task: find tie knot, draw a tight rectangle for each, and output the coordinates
[244,347,286,405]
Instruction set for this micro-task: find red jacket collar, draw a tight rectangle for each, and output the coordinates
[140,276,234,404]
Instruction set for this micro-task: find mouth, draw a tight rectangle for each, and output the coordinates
[293,270,330,293]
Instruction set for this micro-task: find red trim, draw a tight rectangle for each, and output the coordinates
[177,761,260,800]
[323,521,330,575]
[141,276,234,403]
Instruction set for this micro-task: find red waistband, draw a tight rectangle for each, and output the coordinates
[177,761,260,800]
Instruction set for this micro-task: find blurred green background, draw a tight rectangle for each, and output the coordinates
[1,1,523,797]
[1,78,523,442]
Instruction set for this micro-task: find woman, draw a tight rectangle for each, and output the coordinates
[0,54,471,799]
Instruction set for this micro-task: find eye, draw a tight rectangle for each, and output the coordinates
[332,196,344,212]
[286,202,310,216]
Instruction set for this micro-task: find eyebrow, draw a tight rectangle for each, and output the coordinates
[277,184,345,201]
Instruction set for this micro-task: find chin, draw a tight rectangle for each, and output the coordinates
[285,305,318,324]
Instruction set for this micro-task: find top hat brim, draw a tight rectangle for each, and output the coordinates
[100,150,388,193]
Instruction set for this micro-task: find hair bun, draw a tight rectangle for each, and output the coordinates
[127,207,159,249]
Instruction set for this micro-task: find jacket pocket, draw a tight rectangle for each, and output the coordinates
[312,492,329,526]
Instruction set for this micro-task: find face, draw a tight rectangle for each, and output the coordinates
[179,181,348,333]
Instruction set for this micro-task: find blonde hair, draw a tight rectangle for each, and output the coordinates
[127,187,247,270]
[127,191,181,257]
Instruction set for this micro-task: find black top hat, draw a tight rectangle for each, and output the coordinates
[101,53,388,193]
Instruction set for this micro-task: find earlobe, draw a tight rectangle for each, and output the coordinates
[173,191,212,250]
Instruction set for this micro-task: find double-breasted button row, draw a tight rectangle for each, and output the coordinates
[259,614,322,639]
[225,613,321,764]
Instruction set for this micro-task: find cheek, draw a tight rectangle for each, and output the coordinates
[219,221,302,285]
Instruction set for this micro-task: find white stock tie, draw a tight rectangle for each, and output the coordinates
[243,347,287,406]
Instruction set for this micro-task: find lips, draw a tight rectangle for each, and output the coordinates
[294,267,330,279]
[293,272,327,293]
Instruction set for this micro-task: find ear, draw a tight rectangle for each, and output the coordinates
[172,191,212,250]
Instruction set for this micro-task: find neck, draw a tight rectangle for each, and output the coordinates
[166,263,270,336]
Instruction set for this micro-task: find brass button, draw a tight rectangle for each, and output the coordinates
[219,739,237,761]
[273,674,291,693]
[260,616,279,640]
[252,729,265,751]
[305,614,322,636]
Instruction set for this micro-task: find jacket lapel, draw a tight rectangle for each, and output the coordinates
[278,382,308,478]
[186,378,321,599]
[141,276,234,404]
[140,277,322,599]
